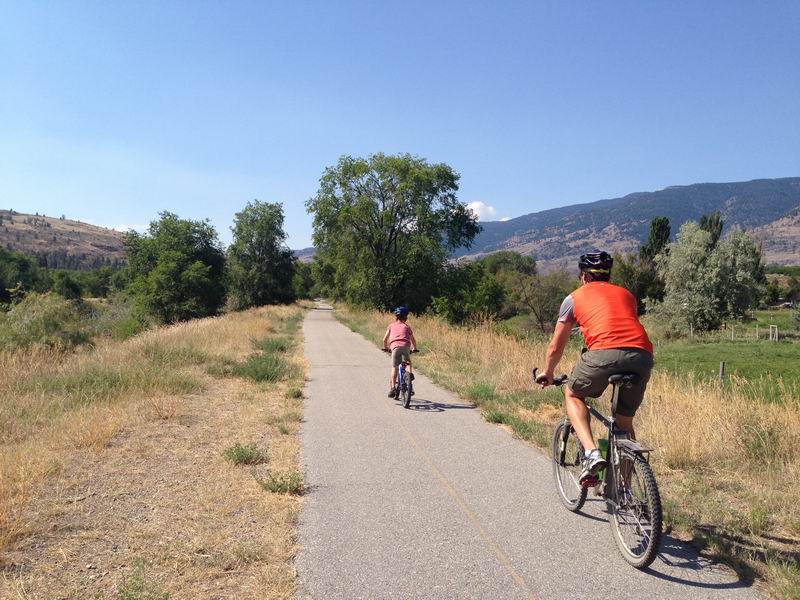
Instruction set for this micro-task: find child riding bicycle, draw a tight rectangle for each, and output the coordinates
[382,305,418,398]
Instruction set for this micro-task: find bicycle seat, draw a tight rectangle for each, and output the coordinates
[608,373,639,387]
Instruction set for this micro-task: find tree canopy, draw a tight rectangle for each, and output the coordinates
[639,216,671,263]
[306,153,480,310]
[649,222,764,331]
[123,212,226,323]
[227,201,295,309]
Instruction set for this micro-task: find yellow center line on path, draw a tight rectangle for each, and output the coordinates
[380,400,537,600]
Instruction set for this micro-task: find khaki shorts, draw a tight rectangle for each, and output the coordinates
[568,348,654,417]
[391,345,412,367]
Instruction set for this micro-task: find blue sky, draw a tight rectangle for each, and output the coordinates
[1,1,798,248]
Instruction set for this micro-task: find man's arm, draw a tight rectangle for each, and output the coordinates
[540,320,573,384]
[410,332,417,352]
[538,292,576,386]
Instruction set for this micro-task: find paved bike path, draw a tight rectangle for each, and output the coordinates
[296,307,760,599]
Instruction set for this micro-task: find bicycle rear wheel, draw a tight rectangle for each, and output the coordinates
[608,452,662,568]
[552,420,587,512]
[403,381,412,408]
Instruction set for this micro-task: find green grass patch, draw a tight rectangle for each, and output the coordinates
[255,337,291,353]
[654,338,800,403]
[483,408,507,423]
[223,442,266,465]
[285,387,303,399]
[254,470,304,494]
[233,353,294,383]
[117,558,168,600]
[16,365,200,411]
[465,382,496,404]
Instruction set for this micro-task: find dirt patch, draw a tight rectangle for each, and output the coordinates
[1,376,300,599]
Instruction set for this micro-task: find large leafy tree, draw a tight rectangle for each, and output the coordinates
[227,201,295,309]
[649,222,764,332]
[430,261,506,324]
[306,153,480,310]
[123,212,226,323]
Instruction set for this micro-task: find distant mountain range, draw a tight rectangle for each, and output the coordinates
[455,177,800,269]
[3,177,799,271]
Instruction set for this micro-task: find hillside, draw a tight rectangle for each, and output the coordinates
[456,177,800,268]
[0,210,126,270]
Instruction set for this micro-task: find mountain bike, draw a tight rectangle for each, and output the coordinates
[382,349,418,409]
[534,368,663,569]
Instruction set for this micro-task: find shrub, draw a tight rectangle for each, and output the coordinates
[223,442,266,465]
[254,470,304,494]
[0,292,90,350]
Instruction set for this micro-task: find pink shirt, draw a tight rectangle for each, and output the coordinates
[387,322,413,350]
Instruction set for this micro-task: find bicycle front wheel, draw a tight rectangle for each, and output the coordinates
[608,452,662,569]
[552,420,587,512]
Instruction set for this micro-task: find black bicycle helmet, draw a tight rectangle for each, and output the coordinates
[578,251,613,274]
[393,305,409,318]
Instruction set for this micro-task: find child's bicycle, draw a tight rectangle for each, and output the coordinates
[382,349,418,409]
[533,368,663,569]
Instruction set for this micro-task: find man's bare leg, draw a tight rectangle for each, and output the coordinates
[615,415,635,439]
[390,366,398,389]
[565,387,597,452]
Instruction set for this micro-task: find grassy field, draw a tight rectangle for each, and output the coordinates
[337,306,800,598]
[0,305,307,599]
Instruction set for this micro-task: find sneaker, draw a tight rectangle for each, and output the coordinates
[388,388,396,398]
[579,449,607,484]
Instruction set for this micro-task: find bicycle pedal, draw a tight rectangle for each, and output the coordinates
[580,476,599,488]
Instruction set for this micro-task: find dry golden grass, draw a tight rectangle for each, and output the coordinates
[337,306,800,592]
[0,304,307,599]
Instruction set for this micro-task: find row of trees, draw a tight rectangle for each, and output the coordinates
[3,152,775,337]
[1,202,307,327]
[305,154,771,335]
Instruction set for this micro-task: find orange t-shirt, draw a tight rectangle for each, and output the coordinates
[559,282,653,354]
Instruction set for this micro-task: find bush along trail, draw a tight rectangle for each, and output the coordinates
[336,306,800,598]
[0,305,307,599]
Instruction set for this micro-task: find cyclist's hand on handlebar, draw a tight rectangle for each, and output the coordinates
[411,348,419,353]
[382,347,390,353]
[535,371,555,388]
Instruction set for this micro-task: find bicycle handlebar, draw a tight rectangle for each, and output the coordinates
[532,367,568,387]
[382,348,420,353]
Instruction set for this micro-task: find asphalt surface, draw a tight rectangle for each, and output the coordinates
[296,306,760,599]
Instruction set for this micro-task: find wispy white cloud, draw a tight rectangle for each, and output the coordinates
[114,224,147,233]
[467,201,497,220]
[500,217,511,222]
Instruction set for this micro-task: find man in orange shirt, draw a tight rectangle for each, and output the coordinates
[537,252,654,483]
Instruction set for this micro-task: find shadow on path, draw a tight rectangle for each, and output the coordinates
[575,502,754,592]
[645,536,754,591]
[403,398,475,413]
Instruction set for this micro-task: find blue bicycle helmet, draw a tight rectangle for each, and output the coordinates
[393,305,409,318]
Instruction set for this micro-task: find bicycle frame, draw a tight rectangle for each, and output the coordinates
[586,384,653,503]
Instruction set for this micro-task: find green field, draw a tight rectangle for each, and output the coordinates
[506,309,800,404]
[654,338,800,381]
